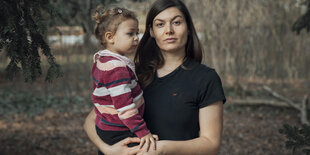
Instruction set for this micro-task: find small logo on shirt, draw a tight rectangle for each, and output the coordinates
[172,93,178,96]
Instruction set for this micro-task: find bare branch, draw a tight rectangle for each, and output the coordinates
[263,85,300,110]
[229,99,291,107]
[301,95,309,125]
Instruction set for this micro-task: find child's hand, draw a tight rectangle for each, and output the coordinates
[139,133,159,152]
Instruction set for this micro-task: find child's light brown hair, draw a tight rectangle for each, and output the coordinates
[93,6,138,48]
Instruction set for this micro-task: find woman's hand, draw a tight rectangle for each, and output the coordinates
[107,137,141,155]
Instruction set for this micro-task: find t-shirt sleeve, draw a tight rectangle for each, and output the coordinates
[198,69,226,108]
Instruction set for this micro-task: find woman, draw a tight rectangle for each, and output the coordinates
[84,0,226,154]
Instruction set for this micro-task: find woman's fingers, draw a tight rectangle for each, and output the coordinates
[128,145,140,155]
[123,137,140,146]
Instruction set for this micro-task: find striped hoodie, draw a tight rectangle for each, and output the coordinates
[92,50,149,138]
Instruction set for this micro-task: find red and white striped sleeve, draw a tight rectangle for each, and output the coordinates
[95,57,150,138]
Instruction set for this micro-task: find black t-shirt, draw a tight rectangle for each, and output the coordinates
[143,58,226,140]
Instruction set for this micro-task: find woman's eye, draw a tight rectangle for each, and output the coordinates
[173,21,181,25]
[127,32,134,36]
[156,23,164,27]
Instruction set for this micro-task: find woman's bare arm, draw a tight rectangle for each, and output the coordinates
[139,101,223,155]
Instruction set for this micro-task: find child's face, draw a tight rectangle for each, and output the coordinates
[110,19,139,55]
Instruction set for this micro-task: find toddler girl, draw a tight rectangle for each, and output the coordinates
[91,6,157,155]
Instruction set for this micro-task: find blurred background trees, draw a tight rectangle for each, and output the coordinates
[0,0,309,154]
[48,0,118,51]
[184,0,310,84]
[292,0,310,34]
[1,0,309,83]
[0,0,148,82]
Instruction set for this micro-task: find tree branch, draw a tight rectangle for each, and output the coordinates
[263,85,300,110]
[301,95,309,125]
[229,98,292,107]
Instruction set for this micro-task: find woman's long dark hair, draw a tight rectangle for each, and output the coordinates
[134,0,203,88]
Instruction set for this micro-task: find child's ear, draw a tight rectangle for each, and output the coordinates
[104,32,114,44]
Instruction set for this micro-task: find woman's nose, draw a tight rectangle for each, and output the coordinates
[165,24,174,35]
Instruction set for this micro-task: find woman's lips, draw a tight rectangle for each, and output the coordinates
[164,38,177,43]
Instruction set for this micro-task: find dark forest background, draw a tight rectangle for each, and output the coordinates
[0,0,309,154]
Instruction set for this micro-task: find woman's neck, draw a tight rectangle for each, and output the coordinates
[157,49,185,77]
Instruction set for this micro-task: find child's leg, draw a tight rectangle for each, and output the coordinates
[95,126,139,154]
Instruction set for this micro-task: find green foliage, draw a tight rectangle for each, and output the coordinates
[0,89,90,118]
[0,0,62,83]
[292,0,310,34]
[279,124,310,155]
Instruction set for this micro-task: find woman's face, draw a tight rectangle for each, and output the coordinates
[150,7,188,54]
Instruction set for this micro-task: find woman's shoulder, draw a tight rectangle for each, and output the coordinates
[185,58,215,74]
[184,58,222,83]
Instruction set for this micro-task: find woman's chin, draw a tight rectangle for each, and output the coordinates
[160,46,185,53]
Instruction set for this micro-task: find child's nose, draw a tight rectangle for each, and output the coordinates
[134,35,139,41]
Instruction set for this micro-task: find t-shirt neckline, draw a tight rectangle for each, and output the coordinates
[155,58,190,80]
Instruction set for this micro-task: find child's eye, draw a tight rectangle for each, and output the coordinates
[127,32,134,36]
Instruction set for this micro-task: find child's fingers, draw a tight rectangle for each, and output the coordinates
[150,137,156,150]
[139,138,145,149]
[152,134,159,141]
[147,139,151,152]
[122,137,140,146]
[144,138,151,152]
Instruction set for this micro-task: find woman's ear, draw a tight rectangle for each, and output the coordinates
[104,32,114,44]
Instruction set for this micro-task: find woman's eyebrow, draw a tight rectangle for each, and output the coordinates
[171,15,183,21]
[154,15,183,22]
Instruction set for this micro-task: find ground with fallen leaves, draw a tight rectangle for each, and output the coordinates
[0,103,300,155]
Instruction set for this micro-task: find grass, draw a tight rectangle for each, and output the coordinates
[0,45,95,118]
[0,88,91,118]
